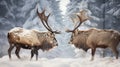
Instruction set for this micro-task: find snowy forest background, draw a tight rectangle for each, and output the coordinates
[0,0,120,59]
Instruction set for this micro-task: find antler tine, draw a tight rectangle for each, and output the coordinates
[66,16,80,33]
[37,9,52,32]
[79,9,89,22]
[42,9,61,34]
[37,8,45,22]
[52,30,61,34]
[70,17,75,23]
[72,10,89,32]
[37,8,39,16]
[70,16,79,28]
[72,15,82,32]
[45,13,61,34]
[44,13,53,31]
[41,8,53,32]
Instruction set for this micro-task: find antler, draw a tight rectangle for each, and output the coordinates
[72,15,83,32]
[37,8,60,34]
[43,13,52,31]
[79,10,89,22]
[70,17,79,29]
[37,8,45,22]
[72,10,90,31]
[37,8,50,32]
[66,10,89,33]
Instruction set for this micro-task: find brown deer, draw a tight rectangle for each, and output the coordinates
[66,10,120,60]
[7,9,60,60]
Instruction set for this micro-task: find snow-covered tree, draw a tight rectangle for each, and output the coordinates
[66,0,97,29]
[104,0,120,30]
[47,0,64,29]
[67,0,120,30]
[87,0,105,29]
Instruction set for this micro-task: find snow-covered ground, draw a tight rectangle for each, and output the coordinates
[0,53,120,67]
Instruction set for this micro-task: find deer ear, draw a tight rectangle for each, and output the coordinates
[75,29,79,35]
[47,32,53,36]
[47,32,50,36]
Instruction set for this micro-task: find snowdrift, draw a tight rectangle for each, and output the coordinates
[0,54,120,67]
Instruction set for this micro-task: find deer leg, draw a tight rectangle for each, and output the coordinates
[91,48,96,61]
[111,47,118,59]
[15,46,21,59]
[30,49,34,60]
[34,49,38,61]
[102,49,106,58]
[8,44,14,59]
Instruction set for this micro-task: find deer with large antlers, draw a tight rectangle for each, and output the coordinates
[66,10,120,60]
[7,8,60,60]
